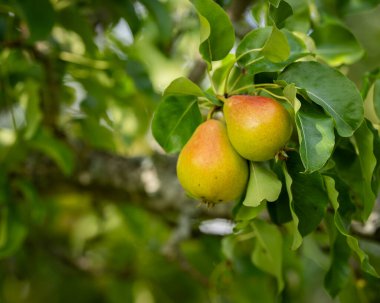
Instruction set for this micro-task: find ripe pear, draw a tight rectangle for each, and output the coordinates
[176,119,248,204]
[223,95,293,161]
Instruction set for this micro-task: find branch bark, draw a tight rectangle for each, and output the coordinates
[19,146,233,222]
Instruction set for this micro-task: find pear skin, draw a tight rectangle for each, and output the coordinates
[176,119,248,204]
[224,95,293,161]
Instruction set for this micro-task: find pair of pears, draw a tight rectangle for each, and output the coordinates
[176,95,293,205]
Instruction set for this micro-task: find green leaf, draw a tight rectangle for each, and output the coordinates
[296,102,335,173]
[363,83,380,124]
[360,68,380,100]
[324,221,351,298]
[236,203,267,221]
[164,77,204,97]
[311,22,364,66]
[286,152,329,236]
[283,1,310,33]
[29,128,75,176]
[279,61,364,137]
[79,117,116,151]
[262,26,290,63]
[123,0,141,34]
[369,123,380,194]
[236,27,308,75]
[243,162,282,207]
[139,0,173,43]
[269,0,281,8]
[126,59,154,94]
[324,176,379,278]
[190,0,235,63]
[374,79,380,119]
[270,0,293,28]
[0,207,27,259]
[282,162,303,250]
[221,235,236,260]
[152,96,202,153]
[211,54,236,93]
[198,13,210,45]
[267,162,292,225]
[353,120,377,220]
[283,83,297,105]
[204,91,223,106]
[57,6,96,53]
[15,0,55,42]
[24,82,42,140]
[251,219,284,292]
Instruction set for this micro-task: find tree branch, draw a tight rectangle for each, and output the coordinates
[18,146,233,222]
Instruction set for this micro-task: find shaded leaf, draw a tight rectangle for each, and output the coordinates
[243,162,282,207]
[0,207,27,259]
[324,221,351,298]
[126,59,154,94]
[29,128,75,176]
[267,162,292,225]
[374,79,380,119]
[296,102,335,173]
[190,0,235,63]
[282,161,303,250]
[270,0,293,28]
[251,219,284,292]
[152,96,202,153]
[311,22,364,66]
[283,1,310,33]
[368,123,380,194]
[140,0,172,43]
[57,6,96,53]
[124,0,141,34]
[324,176,379,278]
[15,0,55,42]
[286,152,329,236]
[279,61,364,137]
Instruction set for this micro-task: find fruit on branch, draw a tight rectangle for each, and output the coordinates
[176,119,248,205]
[223,95,293,161]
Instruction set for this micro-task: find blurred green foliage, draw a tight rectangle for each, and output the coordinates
[0,0,380,302]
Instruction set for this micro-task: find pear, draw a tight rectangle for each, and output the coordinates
[176,119,248,204]
[224,95,293,161]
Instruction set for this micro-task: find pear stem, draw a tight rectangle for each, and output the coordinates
[216,95,227,103]
[275,149,289,162]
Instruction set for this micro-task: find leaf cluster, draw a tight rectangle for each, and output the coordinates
[152,0,380,298]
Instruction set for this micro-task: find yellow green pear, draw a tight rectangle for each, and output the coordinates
[224,95,293,161]
[176,119,248,204]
